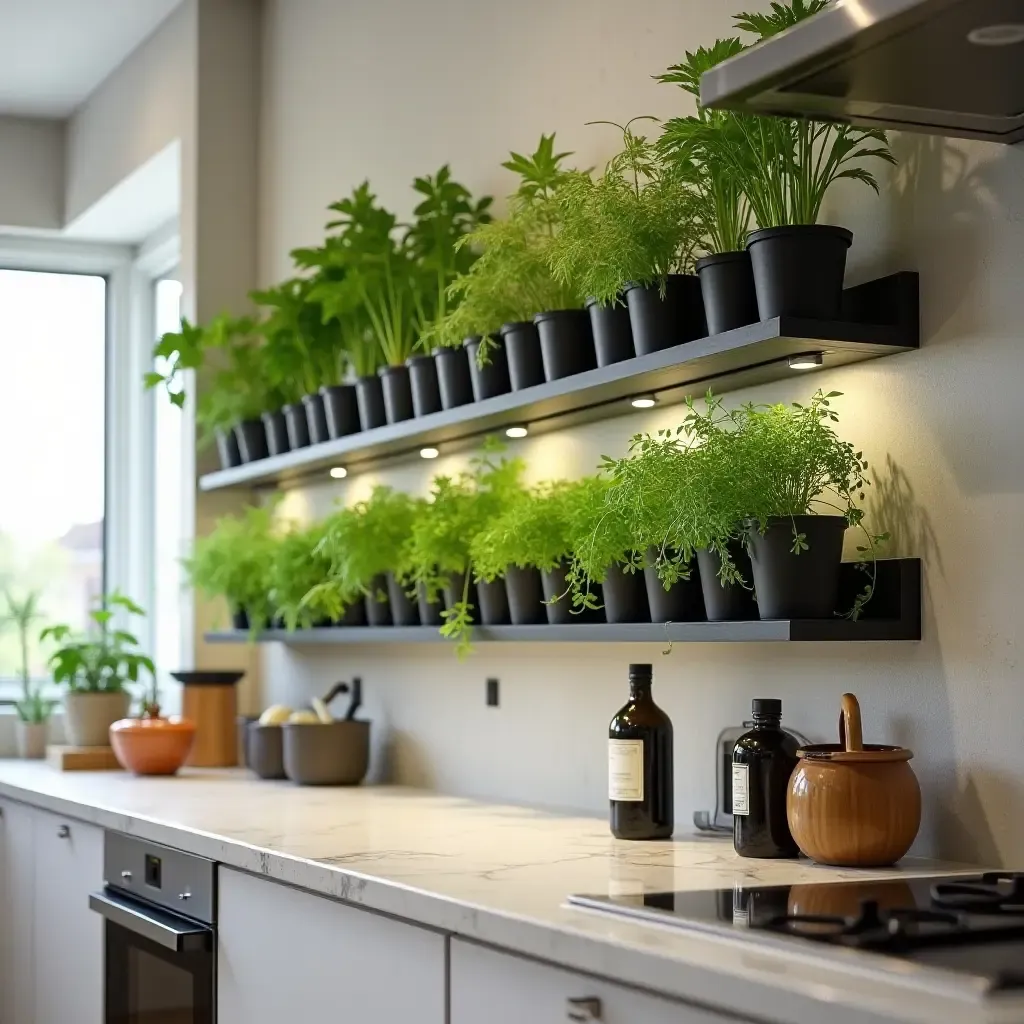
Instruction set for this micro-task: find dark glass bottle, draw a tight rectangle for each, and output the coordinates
[608,664,673,840]
[732,698,799,858]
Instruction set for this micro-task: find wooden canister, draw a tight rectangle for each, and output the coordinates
[171,671,245,768]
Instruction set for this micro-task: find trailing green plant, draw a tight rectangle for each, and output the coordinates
[303,487,425,621]
[428,135,581,360]
[40,593,154,695]
[548,119,701,305]
[1,589,56,724]
[185,504,279,633]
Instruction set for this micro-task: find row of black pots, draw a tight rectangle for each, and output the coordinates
[228,518,848,635]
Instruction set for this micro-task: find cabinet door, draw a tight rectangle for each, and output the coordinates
[31,809,103,1024]
[218,867,446,1024]
[0,799,35,1024]
[451,938,749,1024]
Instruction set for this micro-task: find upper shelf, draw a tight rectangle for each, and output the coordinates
[199,272,919,492]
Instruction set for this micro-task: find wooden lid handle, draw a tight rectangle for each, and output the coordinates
[839,692,864,752]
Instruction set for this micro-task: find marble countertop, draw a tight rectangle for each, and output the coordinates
[0,763,1012,1024]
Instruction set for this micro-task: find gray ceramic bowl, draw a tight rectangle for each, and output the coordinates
[247,723,286,780]
[282,720,370,786]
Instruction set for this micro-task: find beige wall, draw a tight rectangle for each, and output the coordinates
[254,0,1024,866]
[0,116,64,230]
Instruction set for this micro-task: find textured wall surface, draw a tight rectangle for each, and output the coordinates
[257,0,1024,865]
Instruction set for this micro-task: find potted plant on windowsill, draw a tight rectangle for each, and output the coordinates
[2,590,54,759]
[41,592,154,748]
[549,119,703,361]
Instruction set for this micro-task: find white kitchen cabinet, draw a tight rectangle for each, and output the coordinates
[0,799,35,1024]
[217,866,446,1024]
[31,807,104,1024]
[451,938,748,1024]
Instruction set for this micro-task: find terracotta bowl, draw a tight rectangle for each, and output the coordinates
[110,714,196,776]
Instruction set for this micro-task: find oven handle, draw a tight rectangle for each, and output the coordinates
[89,889,211,953]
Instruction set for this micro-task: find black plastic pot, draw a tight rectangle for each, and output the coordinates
[477,578,510,625]
[417,582,444,627]
[232,609,250,632]
[746,515,848,619]
[283,403,311,449]
[587,298,634,366]
[321,385,361,439]
[625,275,707,355]
[407,354,442,417]
[364,574,392,627]
[643,555,705,623]
[602,563,651,624]
[746,225,853,320]
[535,309,596,382]
[386,573,420,627]
[505,566,546,625]
[355,374,387,430]
[262,409,290,456]
[464,336,511,400]
[216,430,242,470]
[302,392,329,445]
[500,321,545,391]
[337,600,368,627]
[379,364,415,424]
[442,570,478,615]
[433,347,474,410]
[540,562,574,625]
[235,419,269,463]
[696,250,760,336]
[695,544,758,621]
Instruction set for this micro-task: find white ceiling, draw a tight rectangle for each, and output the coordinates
[0,0,183,118]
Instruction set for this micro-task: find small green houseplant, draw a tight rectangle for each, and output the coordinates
[1,590,54,758]
[41,592,154,747]
[269,520,339,632]
[185,505,279,634]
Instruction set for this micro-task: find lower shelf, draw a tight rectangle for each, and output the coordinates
[205,559,921,646]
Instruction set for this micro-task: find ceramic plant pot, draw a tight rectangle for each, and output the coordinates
[624,275,706,355]
[15,720,47,759]
[247,723,286,779]
[282,720,370,786]
[787,693,921,867]
[695,544,758,621]
[64,691,131,748]
[109,711,197,776]
[601,563,650,624]
[695,250,760,335]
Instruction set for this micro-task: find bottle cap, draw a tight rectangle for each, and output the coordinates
[628,663,653,680]
[752,697,782,716]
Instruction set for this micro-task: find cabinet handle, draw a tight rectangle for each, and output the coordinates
[567,997,603,1021]
[57,825,70,839]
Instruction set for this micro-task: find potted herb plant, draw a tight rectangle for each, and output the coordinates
[185,505,279,634]
[549,119,703,361]
[41,593,154,748]
[657,40,760,336]
[725,2,896,319]
[2,590,54,758]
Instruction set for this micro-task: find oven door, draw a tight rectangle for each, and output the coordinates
[90,888,214,1024]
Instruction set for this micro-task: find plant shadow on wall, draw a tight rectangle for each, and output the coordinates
[865,455,942,576]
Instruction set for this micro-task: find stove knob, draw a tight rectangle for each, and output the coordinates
[566,997,602,1021]
[57,825,70,839]
[121,870,133,883]
[178,891,191,901]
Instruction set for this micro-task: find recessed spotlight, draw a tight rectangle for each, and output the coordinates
[329,466,348,479]
[967,23,1024,46]
[505,425,528,439]
[631,396,657,409]
[420,446,440,460]
[789,353,823,370]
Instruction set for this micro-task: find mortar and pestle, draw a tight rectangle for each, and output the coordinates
[281,678,370,786]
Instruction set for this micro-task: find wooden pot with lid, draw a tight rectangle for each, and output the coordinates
[786,692,921,867]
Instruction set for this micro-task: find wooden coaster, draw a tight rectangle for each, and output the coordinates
[46,745,123,771]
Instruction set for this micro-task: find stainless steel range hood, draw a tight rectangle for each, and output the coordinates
[700,0,1024,144]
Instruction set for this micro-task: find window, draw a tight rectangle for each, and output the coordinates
[0,270,107,697]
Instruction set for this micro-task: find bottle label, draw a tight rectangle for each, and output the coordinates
[731,763,749,815]
[608,739,644,801]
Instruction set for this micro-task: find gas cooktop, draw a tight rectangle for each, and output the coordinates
[569,873,1024,993]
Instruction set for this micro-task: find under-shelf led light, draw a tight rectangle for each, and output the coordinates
[631,396,657,409]
[789,352,824,371]
[967,23,1024,46]
[329,466,348,480]
[420,446,440,460]
[505,425,528,439]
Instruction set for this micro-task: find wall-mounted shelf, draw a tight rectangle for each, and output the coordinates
[205,559,921,645]
[199,272,919,492]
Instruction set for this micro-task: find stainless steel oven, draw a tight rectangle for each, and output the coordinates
[89,831,216,1024]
